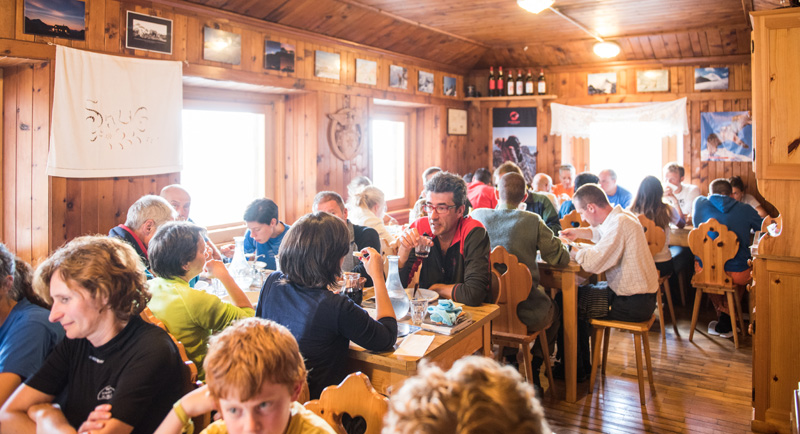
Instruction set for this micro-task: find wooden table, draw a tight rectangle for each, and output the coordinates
[538,260,585,403]
[670,225,692,247]
[346,302,500,395]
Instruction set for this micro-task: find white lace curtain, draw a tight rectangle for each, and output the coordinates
[549,97,689,139]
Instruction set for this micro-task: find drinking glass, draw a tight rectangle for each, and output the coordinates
[341,272,362,305]
[410,298,428,325]
[416,235,432,258]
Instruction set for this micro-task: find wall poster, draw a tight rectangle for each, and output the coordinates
[492,107,537,183]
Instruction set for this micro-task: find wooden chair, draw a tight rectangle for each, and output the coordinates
[637,214,679,337]
[589,315,657,406]
[141,307,198,383]
[688,218,748,348]
[304,372,388,434]
[141,307,210,432]
[559,209,593,244]
[490,246,556,398]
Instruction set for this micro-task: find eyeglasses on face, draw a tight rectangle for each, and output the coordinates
[423,203,457,214]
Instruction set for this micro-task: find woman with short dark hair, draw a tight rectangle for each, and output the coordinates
[256,212,397,399]
[0,236,189,434]
[0,245,63,408]
[146,221,254,380]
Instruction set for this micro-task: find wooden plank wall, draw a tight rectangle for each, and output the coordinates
[467,62,757,198]
[0,0,466,260]
[2,63,50,265]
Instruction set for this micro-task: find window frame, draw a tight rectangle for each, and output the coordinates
[369,107,414,211]
[182,90,283,245]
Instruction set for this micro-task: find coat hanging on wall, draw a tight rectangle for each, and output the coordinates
[327,96,362,161]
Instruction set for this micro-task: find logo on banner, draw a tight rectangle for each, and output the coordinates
[508,111,520,125]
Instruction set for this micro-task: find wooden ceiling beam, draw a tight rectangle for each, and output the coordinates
[742,0,755,28]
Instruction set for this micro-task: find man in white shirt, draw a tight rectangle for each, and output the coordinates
[662,163,700,224]
[558,184,659,380]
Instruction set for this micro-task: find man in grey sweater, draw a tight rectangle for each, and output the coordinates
[472,172,570,391]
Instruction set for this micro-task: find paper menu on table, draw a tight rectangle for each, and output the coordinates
[393,334,434,357]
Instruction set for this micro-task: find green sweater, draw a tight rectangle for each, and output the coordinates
[472,203,570,330]
[147,277,254,380]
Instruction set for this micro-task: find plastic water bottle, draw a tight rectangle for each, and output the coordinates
[385,255,410,319]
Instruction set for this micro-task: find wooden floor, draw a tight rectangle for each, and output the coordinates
[538,300,754,434]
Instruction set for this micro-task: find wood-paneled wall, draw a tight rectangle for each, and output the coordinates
[467,61,760,200]
[0,0,466,261]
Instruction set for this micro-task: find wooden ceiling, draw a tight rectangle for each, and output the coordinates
[185,0,785,70]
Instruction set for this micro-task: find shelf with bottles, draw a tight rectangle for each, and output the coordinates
[464,94,557,102]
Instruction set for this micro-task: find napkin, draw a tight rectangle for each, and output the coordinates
[427,300,462,325]
[394,334,434,357]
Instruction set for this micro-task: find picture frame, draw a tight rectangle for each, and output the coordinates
[418,70,434,94]
[126,11,172,55]
[447,108,468,136]
[694,67,729,91]
[264,40,295,73]
[203,27,241,65]
[588,72,617,95]
[636,69,669,93]
[355,59,377,85]
[443,76,457,96]
[389,65,408,89]
[24,0,85,40]
[315,50,341,80]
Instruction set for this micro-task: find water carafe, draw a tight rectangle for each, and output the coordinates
[229,236,253,289]
[385,255,410,319]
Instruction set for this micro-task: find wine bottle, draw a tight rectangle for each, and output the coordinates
[488,66,495,97]
[525,69,534,95]
[507,70,516,96]
[497,67,505,97]
[537,69,546,95]
[516,69,524,96]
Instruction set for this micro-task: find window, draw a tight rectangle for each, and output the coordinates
[181,106,266,227]
[370,109,412,208]
[588,121,683,192]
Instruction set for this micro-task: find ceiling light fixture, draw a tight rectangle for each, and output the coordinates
[520,2,622,59]
[593,41,621,58]
[517,0,554,14]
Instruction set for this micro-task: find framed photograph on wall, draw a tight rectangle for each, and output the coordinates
[447,108,468,136]
[389,65,408,89]
[700,111,753,162]
[264,40,295,72]
[126,11,172,54]
[356,59,377,85]
[418,70,434,93]
[315,50,341,80]
[695,67,729,91]
[588,72,617,95]
[24,0,85,40]
[203,27,241,65]
[443,76,457,96]
[636,69,669,92]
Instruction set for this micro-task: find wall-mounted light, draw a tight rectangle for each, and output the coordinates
[517,0,555,14]
[593,41,621,58]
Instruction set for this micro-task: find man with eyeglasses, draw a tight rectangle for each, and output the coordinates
[397,172,490,307]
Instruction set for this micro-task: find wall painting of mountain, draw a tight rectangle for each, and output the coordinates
[126,11,172,54]
[694,67,729,91]
[24,0,85,40]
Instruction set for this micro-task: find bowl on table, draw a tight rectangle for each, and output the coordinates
[406,287,438,302]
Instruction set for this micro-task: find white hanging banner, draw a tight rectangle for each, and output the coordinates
[48,46,183,178]
[550,97,689,139]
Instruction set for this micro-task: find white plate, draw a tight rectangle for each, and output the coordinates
[406,287,438,302]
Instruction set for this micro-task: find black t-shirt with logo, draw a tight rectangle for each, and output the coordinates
[26,316,189,433]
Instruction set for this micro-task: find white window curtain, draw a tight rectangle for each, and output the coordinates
[549,97,689,139]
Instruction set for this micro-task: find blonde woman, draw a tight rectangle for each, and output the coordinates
[347,186,397,254]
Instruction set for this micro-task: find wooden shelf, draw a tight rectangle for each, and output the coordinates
[464,95,557,102]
